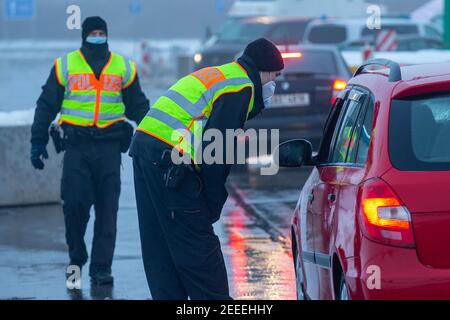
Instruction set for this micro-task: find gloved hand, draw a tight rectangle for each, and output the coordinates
[30,145,48,170]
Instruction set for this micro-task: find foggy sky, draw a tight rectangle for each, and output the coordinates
[0,0,430,40]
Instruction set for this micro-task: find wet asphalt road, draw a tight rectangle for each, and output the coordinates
[0,154,310,300]
[229,167,313,241]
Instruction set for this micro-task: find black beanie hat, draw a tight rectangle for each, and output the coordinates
[242,38,284,72]
[82,16,108,41]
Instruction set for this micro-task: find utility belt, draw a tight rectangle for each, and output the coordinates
[50,121,134,153]
[156,149,202,197]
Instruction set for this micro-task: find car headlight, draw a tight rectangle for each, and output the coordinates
[193,53,203,64]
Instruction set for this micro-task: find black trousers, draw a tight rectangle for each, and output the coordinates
[132,153,231,300]
[61,139,121,275]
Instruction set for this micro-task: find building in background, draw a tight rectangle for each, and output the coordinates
[0,0,235,40]
[0,0,433,41]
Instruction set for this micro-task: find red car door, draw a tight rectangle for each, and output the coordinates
[300,89,349,299]
[311,167,344,299]
[312,89,369,299]
[299,90,349,299]
[332,92,375,299]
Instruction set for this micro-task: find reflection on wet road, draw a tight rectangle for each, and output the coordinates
[0,156,301,300]
[220,200,295,300]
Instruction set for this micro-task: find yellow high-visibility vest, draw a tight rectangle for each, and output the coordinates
[55,49,136,128]
[137,62,255,165]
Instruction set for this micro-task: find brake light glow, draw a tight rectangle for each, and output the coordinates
[281,52,302,59]
[333,80,347,91]
[358,178,415,248]
[362,198,410,229]
[331,80,347,105]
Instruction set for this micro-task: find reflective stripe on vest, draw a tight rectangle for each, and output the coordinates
[339,126,356,162]
[55,50,137,128]
[137,62,255,165]
[60,109,125,121]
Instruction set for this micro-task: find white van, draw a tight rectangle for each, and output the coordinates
[303,17,442,46]
[229,0,368,18]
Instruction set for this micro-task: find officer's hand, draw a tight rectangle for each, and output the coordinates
[31,145,48,170]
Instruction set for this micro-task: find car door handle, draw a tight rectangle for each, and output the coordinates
[328,193,336,203]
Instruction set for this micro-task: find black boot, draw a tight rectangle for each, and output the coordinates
[90,270,114,285]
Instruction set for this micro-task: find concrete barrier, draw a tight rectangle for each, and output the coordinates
[0,110,63,207]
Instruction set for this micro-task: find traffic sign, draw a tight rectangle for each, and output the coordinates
[215,0,225,12]
[129,0,142,15]
[375,29,398,52]
[3,0,35,20]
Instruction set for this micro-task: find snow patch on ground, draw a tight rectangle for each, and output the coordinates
[0,109,35,126]
[0,39,201,61]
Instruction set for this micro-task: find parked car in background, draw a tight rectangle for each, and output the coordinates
[193,16,312,70]
[244,45,351,151]
[303,18,442,47]
[229,0,368,19]
[282,59,450,300]
[342,35,444,52]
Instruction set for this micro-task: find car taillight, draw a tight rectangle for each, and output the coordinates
[357,178,415,248]
[331,80,347,105]
[282,52,302,59]
[333,80,347,91]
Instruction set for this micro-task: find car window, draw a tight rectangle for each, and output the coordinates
[267,21,309,45]
[390,93,450,171]
[347,97,374,164]
[307,25,347,44]
[330,91,365,164]
[317,91,348,164]
[216,20,272,43]
[217,20,308,44]
[425,25,441,38]
[397,38,443,51]
[343,40,366,51]
[427,39,444,49]
[283,50,337,75]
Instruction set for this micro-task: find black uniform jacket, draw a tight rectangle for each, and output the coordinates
[130,54,265,219]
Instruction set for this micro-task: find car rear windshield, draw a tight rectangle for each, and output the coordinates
[307,25,347,44]
[283,51,337,75]
[217,20,307,44]
[389,93,450,171]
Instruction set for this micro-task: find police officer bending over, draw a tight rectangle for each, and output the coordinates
[30,16,150,285]
[130,38,284,299]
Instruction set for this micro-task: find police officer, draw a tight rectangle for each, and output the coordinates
[30,16,150,285]
[130,38,284,299]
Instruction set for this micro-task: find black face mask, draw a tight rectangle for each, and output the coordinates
[81,40,109,61]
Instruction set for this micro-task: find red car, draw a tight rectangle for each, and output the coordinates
[277,59,450,300]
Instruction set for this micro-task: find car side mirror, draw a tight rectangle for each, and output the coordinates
[274,139,313,168]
